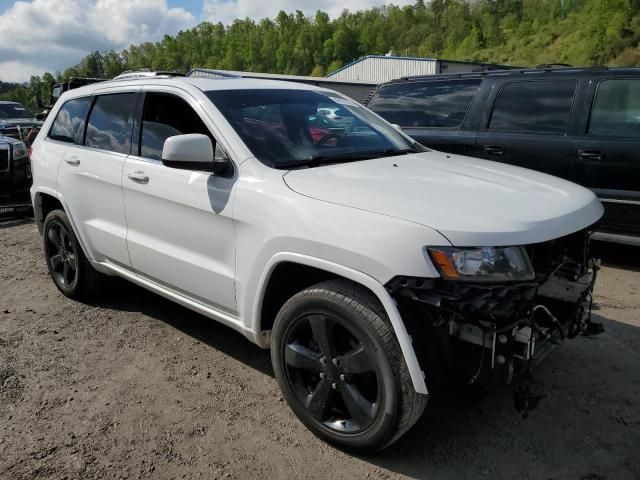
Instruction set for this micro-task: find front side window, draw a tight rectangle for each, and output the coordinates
[489,80,576,135]
[139,93,212,160]
[48,97,92,144]
[366,79,482,128]
[589,79,640,137]
[206,89,418,168]
[0,102,34,119]
[85,93,136,153]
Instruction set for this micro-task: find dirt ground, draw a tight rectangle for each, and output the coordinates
[1,219,639,480]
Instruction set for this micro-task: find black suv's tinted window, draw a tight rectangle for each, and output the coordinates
[489,80,576,134]
[367,79,482,128]
[589,79,640,137]
[85,93,136,153]
[139,93,211,160]
[48,97,92,144]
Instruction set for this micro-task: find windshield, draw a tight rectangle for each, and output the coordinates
[0,103,34,119]
[206,89,419,168]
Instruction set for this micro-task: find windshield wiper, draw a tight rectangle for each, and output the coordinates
[275,148,418,170]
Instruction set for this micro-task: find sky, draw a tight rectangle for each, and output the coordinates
[0,0,415,83]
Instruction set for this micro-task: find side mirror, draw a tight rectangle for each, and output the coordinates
[391,123,403,131]
[162,134,213,166]
[162,134,232,175]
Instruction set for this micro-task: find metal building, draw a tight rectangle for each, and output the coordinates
[188,69,378,104]
[325,55,513,83]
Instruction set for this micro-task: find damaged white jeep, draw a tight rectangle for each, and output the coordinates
[30,74,604,452]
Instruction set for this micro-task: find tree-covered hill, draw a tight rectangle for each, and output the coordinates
[2,0,640,110]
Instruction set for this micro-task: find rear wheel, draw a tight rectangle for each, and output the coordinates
[43,209,104,300]
[271,279,427,453]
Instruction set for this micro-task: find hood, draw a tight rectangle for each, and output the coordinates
[283,151,604,246]
[0,135,22,145]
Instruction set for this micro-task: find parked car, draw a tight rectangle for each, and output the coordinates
[0,135,32,217]
[30,73,603,452]
[365,66,640,245]
[0,101,43,143]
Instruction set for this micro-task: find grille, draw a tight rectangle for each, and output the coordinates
[0,148,9,172]
[432,281,538,323]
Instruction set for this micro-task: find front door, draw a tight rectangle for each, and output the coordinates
[122,90,237,314]
[572,77,640,236]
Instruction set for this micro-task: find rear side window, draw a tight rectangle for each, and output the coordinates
[85,93,136,153]
[589,79,640,137]
[48,97,92,144]
[489,80,576,135]
[366,79,482,128]
[139,93,212,160]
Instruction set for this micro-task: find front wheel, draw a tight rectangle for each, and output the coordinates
[271,279,427,453]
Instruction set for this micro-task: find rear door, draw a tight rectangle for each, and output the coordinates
[572,76,640,236]
[366,78,484,154]
[472,79,579,180]
[56,90,137,267]
[121,88,237,314]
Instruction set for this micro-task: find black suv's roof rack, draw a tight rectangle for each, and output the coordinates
[535,63,574,69]
[396,65,611,83]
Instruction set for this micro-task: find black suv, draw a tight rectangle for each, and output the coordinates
[365,67,640,245]
[0,135,32,217]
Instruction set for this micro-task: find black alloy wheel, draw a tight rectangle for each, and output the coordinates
[43,209,104,300]
[45,220,78,289]
[283,312,381,433]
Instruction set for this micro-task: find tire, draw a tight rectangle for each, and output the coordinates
[43,209,104,300]
[271,279,427,453]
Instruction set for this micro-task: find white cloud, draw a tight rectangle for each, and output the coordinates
[0,0,196,82]
[202,0,416,24]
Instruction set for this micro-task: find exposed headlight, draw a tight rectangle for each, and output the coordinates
[13,141,28,160]
[427,246,534,282]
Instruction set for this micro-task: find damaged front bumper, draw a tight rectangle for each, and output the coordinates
[388,228,603,396]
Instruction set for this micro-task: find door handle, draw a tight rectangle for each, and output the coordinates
[64,156,80,166]
[577,149,603,161]
[127,171,149,184]
[484,144,505,156]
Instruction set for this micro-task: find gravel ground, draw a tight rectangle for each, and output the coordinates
[1,220,639,480]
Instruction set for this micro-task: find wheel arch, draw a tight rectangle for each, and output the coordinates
[33,189,64,234]
[33,188,97,268]
[253,252,428,395]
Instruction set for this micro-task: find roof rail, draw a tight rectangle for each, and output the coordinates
[535,63,573,69]
[396,64,611,83]
[113,69,184,80]
[186,68,242,79]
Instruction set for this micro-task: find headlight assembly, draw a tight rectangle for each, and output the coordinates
[427,246,534,282]
[13,141,28,160]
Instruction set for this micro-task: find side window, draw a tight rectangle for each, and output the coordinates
[366,79,482,128]
[139,93,212,160]
[589,79,640,137]
[48,97,92,144]
[85,93,136,154]
[489,80,576,135]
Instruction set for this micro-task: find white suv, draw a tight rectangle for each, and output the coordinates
[30,74,604,452]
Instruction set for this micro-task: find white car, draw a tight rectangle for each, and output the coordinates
[29,73,604,452]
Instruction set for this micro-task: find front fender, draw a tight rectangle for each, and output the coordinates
[252,252,429,395]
